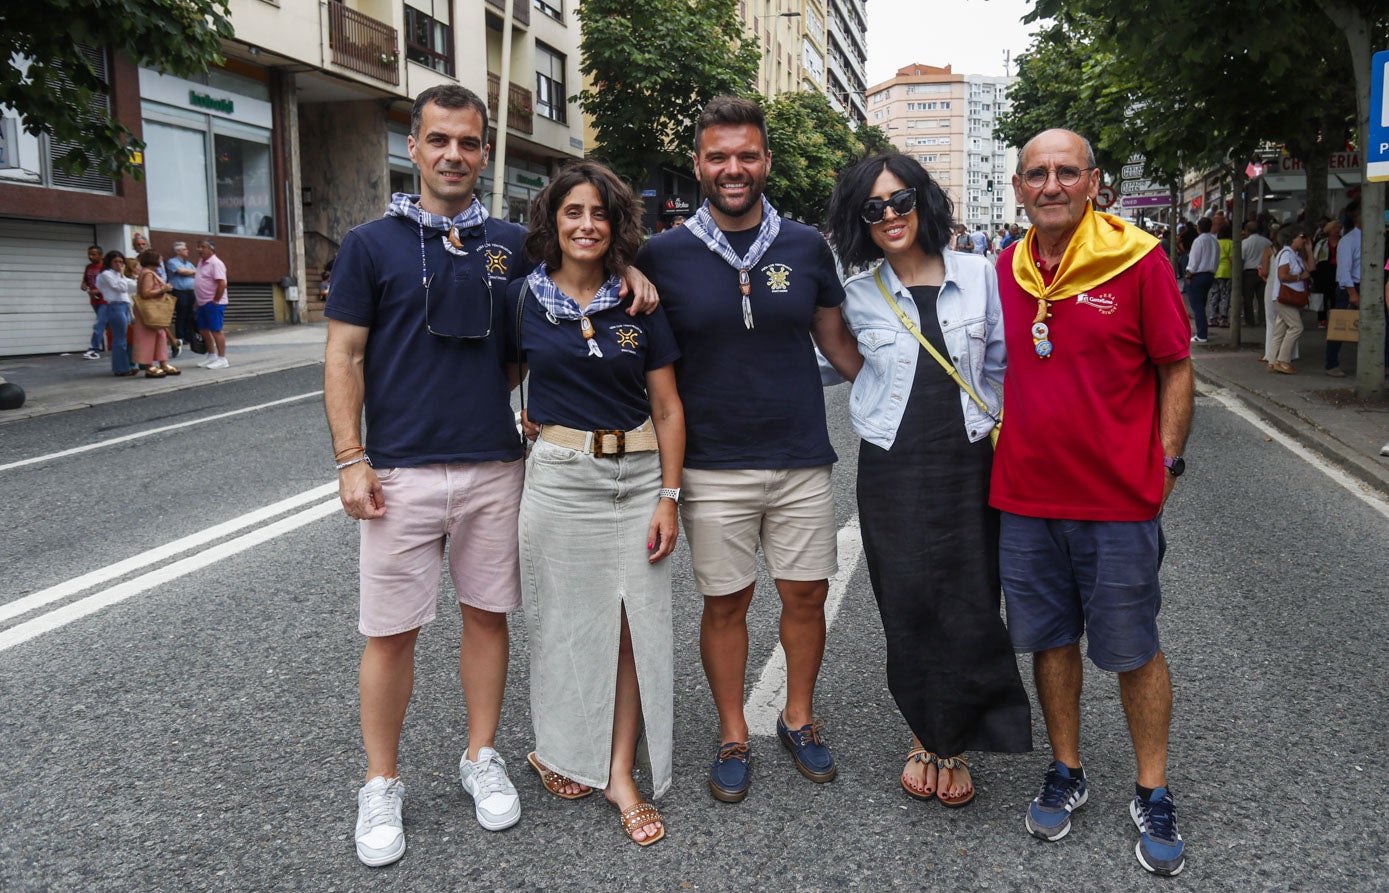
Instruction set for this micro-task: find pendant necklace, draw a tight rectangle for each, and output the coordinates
[739,268,754,329]
[1032,299,1053,359]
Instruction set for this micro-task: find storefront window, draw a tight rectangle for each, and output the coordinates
[215,131,273,236]
[144,121,212,233]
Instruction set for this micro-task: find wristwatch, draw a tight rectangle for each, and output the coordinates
[1163,456,1186,477]
[658,487,682,502]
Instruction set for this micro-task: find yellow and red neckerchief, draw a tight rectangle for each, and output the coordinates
[1013,204,1158,358]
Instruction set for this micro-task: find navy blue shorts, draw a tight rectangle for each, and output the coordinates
[195,303,225,331]
[999,512,1165,672]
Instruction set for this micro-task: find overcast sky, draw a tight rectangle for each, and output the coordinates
[865,0,1044,86]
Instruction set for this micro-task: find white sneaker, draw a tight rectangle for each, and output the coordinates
[197,354,218,367]
[355,776,405,867]
[82,350,101,360]
[459,747,521,831]
[207,356,229,369]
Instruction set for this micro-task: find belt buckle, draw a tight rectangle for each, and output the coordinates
[592,429,625,458]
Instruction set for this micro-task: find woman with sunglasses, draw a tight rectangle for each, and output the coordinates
[509,161,685,846]
[825,154,1031,808]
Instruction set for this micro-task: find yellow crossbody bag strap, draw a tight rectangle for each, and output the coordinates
[874,266,1001,446]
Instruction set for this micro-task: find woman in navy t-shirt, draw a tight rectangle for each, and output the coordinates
[508,161,684,847]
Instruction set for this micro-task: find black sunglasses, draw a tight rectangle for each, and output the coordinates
[860,187,917,224]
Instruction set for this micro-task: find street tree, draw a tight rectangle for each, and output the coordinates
[577,0,759,186]
[1,0,233,179]
[764,91,877,224]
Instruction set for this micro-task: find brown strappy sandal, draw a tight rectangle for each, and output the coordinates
[935,754,976,808]
[901,746,937,801]
[618,801,665,846]
[526,751,593,800]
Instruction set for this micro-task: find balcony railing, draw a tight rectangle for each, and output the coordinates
[484,0,530,28]
[328,1,400,86]
[487,73,534,135]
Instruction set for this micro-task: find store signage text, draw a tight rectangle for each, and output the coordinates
[189,91,234,114]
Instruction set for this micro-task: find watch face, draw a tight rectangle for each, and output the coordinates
[1165,456,1186,477]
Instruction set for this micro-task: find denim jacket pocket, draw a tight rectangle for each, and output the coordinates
[849,326,899,427]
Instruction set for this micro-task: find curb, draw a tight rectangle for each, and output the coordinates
[1193,365,1389,499]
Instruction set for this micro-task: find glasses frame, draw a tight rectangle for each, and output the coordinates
[1021,165,1095,189]
[424,271,496,341]
[860,187,918,224]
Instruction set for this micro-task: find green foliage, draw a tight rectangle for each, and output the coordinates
[854,122,895,157]
[0,0,234,179]
[577,0,760,185]
[764,91,876,224]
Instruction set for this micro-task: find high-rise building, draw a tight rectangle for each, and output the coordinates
[736,0,864,123]
[865,63,1017,231]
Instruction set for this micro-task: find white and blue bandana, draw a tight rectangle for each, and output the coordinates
[683,196,782,329]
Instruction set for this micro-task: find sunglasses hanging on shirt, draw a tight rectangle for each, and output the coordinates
[418,218,494,340]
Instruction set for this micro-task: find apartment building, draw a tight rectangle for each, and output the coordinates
[0,0,584,355]
[824,0,868,124]
[865,64,1017,232]
[738,0,829,101]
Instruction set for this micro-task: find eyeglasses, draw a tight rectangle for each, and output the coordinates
[1021,166,1094,189]
[424,272,495,340]
[860,187,917,224]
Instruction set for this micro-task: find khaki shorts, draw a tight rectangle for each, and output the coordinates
[358,460,523,636]
[680,466,837,596]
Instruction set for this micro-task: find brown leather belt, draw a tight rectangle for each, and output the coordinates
[537,421,658,458]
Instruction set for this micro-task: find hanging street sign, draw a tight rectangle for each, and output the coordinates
[1121,162,1146,180]
[1369,49,1389,182]
[1120,194,1171,209]
[1121,178,1158,194]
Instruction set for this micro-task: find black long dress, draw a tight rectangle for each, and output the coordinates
[856,285,1031,757]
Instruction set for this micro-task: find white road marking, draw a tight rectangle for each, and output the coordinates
[1202,385,1389,521]
[0,390,324,473]
[0,482,340,625]
[0,498,342,653]
[744,515,864,737]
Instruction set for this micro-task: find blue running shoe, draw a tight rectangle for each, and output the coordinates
[1026,761,1088,841]
[776,715,836,783]
[709,741,752,802]
[1131,787,1186,876]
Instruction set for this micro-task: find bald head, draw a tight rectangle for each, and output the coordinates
[1017,129,1096,175]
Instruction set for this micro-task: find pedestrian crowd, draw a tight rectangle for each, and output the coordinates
[78,234,232,375]
[323,85,1194,878]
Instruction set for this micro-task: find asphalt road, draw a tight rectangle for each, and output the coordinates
[1,365,1386,892]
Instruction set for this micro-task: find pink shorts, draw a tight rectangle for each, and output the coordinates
[358,460,524,636]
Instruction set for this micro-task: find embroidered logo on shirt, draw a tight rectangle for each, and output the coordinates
[482,244,512,280]
[1075,291,1118,315]
[763,263,792,293]
[610,324,642,354]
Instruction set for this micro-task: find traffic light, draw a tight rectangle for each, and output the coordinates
[986,179,993,192]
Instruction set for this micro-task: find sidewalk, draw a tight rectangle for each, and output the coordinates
[0,322,327,424]
[1189,318,1389,495]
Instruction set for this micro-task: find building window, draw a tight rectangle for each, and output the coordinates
[535,42,567,124]
[143,107,275,237]
[405,0,453,76]
[534,0,562,21]
[0,46,115,193]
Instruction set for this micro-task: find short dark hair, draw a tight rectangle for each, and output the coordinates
[524,161,643,277]
[137,249,160,268]
[694,96,768,154]
[411,85,489,142]
[1197,217,1212,234]
[88,244,102,253]
[103,250,125,270]
[825,154,955,267]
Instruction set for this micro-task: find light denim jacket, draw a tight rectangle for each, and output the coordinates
[835,251,1005,449]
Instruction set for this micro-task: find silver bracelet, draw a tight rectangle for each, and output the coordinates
[335,456,368,470]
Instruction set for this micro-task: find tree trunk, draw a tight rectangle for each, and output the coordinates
[1321,0,1384,399]
[1230,168,1246,346]
[1302,138,1332,230]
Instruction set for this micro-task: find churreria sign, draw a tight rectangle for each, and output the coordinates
[188,90,234,115]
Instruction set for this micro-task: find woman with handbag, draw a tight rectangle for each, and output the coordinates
[1267,224,1311,375]
[134,249,179,378]
[825,154,1030,809]
[509,161,684,846]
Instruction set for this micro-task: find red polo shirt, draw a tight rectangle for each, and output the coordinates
[990,243,1191,521]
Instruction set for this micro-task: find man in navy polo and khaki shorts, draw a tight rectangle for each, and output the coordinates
[324,85,531,867]
[636,96,861,803]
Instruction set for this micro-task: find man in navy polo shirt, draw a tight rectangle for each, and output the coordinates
[636,96,860,803]
[324,84,534,866]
